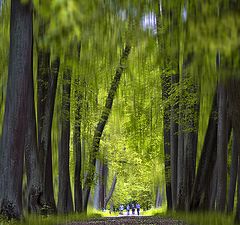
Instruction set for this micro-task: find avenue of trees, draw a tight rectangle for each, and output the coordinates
[0,0,240,224]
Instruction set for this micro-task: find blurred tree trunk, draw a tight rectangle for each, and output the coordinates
[38,57,60,213]
[227,78,240,223]
[170,74,179,210]
[93,159,101,210]
[104,174,117,209]
[37,18,60,212]
[227,130,238,213]
[57,68,73,214]
[184,84,199,210]
[0,0,32,219]
[190,92,218,211]
[83,44,131,212]
[74,79,83,212]
[216,83,228,212]
[209,163,218,209]
[156,0,172,210]
[25,62,43,213]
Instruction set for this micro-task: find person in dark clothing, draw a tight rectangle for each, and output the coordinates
[131,203,135,215]
[136,203,140,215]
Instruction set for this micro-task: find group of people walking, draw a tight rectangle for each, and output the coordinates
[119,203,141,215]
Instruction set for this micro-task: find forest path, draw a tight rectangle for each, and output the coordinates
[64,216,187,225]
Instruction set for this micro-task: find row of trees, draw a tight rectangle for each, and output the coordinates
[158,0,240,223]
[1,0,240,223]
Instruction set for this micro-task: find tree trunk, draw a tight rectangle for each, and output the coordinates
[93,159,101,210]
[235,150,240,223]
[25,60,43,213]
[216,83,228,212]
[162,82,172,209]
[83,44,131,212]
[0,0,32,219]
[190,92,218,211]
[38,57,60,213]
[170,74,178,210]
[209,163,218,210]
[74,78,83,213]
[227,129,238,213]
[104,174,117,209]
[184,85,199,211]
[57,68,73,214]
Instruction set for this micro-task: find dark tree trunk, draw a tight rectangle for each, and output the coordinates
[227,78,240,223]
[235,150,240,223]
[170,74,178,210]
[0,0,32,219]
[190,92,218,211]
[227,129,238,213]
[156,0,172,210]
[184,85,199,210]
[209,163,218,210]
[104,174,117,209]
[162,83,172,210]
[39,57,60,213]
[83,44,131,212]
[57,68,73,214]
[99,161,106,210]
[25,56,43,213]
[216,83,228,212]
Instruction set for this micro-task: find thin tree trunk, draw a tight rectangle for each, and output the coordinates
[190,92,218,211]
[170,74,178,210]
[39,57,60,213]
[227,78,240,223]
[0,0,32,219]
[227,129,238,213]
[83,44,131,212]
[104,174,117,209]
[156,0,172,209]
[235,150,240,223]
[209,163,218,210]
[57,68,73,214]
[216,83,228,212]
[184,85,199,211]
[74,78,83,212]
[93,159,101,210]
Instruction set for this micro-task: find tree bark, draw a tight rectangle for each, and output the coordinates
[83,44,131,212]
[104,174,117,209]
[216,83,228,212]
[39,57,60,213]
[57,68,73,214]
[0,0,32,219]
[190,92,218,211]
[170,74,178,210]
[25,58,43,213]
[227,129,238,213]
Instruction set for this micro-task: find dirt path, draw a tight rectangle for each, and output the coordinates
[64,216,187,225]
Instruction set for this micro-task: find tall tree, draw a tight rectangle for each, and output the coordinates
[0,0,33,219]
[190,92,218,211]
[83,44,131,211]
[227,130,238,213]
[58,67,74,214]
[216,83,228,212]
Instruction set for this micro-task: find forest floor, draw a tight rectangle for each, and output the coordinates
[63,216,187,225]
